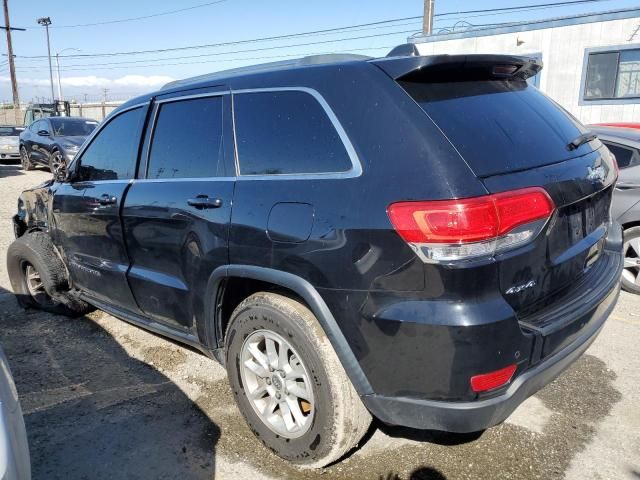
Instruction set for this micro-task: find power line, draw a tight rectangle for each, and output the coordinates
[13,46,398,73]
[15,0,614,60]
[434,0,612,17]
[51,0,230,29]
[18,17,425,59]
[14,24,423,69]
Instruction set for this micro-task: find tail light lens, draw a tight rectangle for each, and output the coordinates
[470,364,517,393]
[388,187,554,263]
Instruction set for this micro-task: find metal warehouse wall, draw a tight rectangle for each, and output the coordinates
[413,16,640,124]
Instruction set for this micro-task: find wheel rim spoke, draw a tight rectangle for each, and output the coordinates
[240,329,315,439]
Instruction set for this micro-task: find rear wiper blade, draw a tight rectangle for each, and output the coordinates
[567,132,597,151]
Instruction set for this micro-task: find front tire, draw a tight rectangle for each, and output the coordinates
[622,226,640,294]
[19,146,34,171]
[49,150,65,175]
[225,292,371,468]
[6,232,94,316]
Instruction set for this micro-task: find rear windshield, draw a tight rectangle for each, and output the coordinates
[0,126,23,136]
[400,79,588,177]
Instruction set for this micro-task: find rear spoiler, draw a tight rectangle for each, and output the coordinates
[370,54,542,82]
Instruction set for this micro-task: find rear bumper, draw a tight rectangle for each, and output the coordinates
[361,261,621,432]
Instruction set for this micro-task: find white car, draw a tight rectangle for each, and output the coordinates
[0,126,24,163]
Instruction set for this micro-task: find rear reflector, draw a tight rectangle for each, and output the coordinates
[470,364,517,393]
[388,187,554,262]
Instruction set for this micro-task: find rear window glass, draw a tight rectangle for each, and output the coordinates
[234,90,352,175]
[400,79,586,177]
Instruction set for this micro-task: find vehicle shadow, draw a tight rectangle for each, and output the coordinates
[0,164,24,179]
[0,287,219,480]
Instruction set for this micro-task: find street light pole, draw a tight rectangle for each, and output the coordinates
[36,16,54,102]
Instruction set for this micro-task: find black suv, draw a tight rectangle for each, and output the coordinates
[7,53,622,467]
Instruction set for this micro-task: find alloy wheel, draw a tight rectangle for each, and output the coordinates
[50,152,65,175]
[240,329,315,438]
[24,263,53,306]
[20,147,29,169]
[623,236,640,287]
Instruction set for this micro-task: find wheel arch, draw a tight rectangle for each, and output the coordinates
[202,265,373,396]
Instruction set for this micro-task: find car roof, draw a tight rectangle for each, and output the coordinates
[590,125,640,147]
[116,52,542,112]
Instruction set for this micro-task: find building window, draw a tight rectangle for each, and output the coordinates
[584,48,640,101]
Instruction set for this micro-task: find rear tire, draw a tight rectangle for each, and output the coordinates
[622,226,640,294]
[19,146,34,171]
[225,292,371,468]
[6,232,95,316]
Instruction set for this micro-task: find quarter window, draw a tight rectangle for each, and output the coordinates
[234,90,352,175]
[147,96,225,179]
[584,48,640,100]
[602,141,639,169]
[77,107,143,181]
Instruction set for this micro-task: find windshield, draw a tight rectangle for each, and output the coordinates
[50,118,98,137]
[0,126,23,136]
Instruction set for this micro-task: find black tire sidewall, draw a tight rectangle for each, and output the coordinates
[20,147,32,170]
[225,297,337,465]
[6,234,78,315]
[622,227,640,294]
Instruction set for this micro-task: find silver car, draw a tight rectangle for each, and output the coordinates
[0,347,30,479]
[590,125,640,294]
[0,126,24,163]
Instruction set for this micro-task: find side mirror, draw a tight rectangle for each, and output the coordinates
[37,130,50,137]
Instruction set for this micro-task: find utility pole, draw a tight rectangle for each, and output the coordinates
[2,0,25,124]
[36,16,54,102]
[55,53,62,100]
[423,0,435,35]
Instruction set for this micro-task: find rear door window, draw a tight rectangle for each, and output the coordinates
[234,90,352,175]
[147,96,225,179]
[400,79,587,177]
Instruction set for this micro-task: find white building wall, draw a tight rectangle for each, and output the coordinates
[414,17,640,124]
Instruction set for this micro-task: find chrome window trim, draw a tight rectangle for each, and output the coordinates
[143,91,229,180]
[231,87,363,181]
[68,102,149,177]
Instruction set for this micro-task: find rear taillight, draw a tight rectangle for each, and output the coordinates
[388,187,554,263]
[470,364,517,393]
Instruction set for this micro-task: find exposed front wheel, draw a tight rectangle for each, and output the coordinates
[225,292,371,468]
[6,232,95,316]
[19,146,34,171]
[622,226,640,294]
[49,150,65,175]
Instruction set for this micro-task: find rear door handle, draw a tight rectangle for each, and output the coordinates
[98,193,117,205]
[187,196,223,209]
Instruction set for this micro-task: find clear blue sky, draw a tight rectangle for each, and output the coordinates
[1,0,639,102]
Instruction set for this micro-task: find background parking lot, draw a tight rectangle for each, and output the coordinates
[1,164,639,480]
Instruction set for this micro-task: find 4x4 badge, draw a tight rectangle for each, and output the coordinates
[505,280,536,295]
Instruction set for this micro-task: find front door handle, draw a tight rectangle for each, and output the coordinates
[187,196,223,209]
[98,193,117,205]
